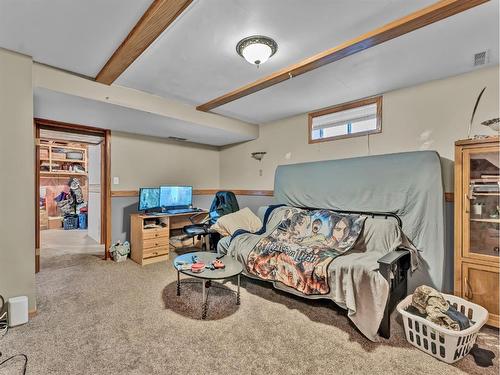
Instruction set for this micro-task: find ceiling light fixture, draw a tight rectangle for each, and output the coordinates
[236,35,277,66]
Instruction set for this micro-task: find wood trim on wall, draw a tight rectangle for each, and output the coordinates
[34,118,110,136]
[111,189,275,197]
[95,0,193,84]
[308,96,382,144]
[197,0,489,112]
[34,118,112,263]
[111,190,140,197]
[194,189,274,196]
[34,122,41,273]
[112,189,453,200]
[104,130,112,259]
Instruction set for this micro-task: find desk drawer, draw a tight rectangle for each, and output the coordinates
[143,228,169,240]
[143,236,169,249]
[143,246,169,259]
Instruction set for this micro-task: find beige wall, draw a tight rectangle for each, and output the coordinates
[111,132,220,190]
[0,49,36,310]
[33,63,258,139]
[220,66,500,192]
[0,46,497,314]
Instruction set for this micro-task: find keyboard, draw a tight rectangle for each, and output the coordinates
[167,208,202,214]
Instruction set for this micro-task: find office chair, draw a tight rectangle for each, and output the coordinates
[183,191,239,251]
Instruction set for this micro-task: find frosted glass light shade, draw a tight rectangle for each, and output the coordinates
[236,36,277,66]
[242,43,272,65]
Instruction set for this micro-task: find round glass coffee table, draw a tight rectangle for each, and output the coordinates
[173,252,243,319]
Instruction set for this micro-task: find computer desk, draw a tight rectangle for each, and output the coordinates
[130,210,208,266]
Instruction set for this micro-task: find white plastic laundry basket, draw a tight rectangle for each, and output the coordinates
[397,293,488,364]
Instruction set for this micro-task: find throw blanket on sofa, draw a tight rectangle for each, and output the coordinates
[219,205,418,341]
[246,208,366,295]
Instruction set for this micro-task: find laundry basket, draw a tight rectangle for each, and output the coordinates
[397,293,488,364]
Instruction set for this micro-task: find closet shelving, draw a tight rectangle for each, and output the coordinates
[39,139,88,176]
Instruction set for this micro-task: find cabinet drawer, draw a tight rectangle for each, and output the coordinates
[143,236,169,249]
[143,246,169,259]
[143,228,169,240]
[462,262,499,327]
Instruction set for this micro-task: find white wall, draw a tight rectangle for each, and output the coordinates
[33,63,258,141]
[111,132,220,190]
[0,46,497,313]
[0,49,36,310]
[110,132,221,243]
[87,144,101,243]
[220,66,500,192]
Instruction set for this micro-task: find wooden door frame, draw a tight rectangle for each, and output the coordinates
[34,118,112,272]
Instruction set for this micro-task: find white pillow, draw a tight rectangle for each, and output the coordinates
[210,207,262,236]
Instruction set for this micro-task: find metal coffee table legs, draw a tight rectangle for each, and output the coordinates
[176,271,241,319]
[236,274,240,305]
[201,280,209,319]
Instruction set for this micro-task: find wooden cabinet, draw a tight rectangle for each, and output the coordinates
[130,211,208,266]
[454,137,499,327]
[462,262,499,327]
[130,215,170,265]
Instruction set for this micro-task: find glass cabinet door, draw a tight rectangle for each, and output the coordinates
[464,146,500,261]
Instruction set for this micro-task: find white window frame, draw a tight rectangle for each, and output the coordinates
[308,96,382,144]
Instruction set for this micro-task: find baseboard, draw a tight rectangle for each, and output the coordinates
[28,308,37,318]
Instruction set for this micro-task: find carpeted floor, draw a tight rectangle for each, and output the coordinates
[0,230,498,374]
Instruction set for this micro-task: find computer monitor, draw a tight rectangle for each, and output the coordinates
[159,185,192,209]
[138,187,160,211]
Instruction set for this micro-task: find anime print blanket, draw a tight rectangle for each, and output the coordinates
[246,208,366,295]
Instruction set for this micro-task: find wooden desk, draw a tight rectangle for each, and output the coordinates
[130,211,208,266]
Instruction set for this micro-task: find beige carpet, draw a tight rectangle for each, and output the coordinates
[0,231,498,374]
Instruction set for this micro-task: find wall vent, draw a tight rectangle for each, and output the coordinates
[168,136,187,142]
[474,51,489,66]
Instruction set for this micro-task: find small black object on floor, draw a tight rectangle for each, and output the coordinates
[470,344,495,367]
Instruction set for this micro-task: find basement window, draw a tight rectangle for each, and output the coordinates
[308,96,382,143]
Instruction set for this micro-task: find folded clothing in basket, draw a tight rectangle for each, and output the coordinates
[408,285,470,331]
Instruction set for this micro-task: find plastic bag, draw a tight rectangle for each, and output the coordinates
[109,241,130,262]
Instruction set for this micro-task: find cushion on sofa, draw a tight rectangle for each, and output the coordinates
[210,207,262,236]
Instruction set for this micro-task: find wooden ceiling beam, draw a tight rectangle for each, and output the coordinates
[197,0,489,112]
[96,0,192,85]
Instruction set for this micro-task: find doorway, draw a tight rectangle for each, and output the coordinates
[34,119,111,272]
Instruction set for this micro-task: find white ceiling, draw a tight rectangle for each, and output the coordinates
[2,0,499,139]
[0,0,151,77]
[34,88,255,147]
[116,0,438,106]
[213,0,500,123]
